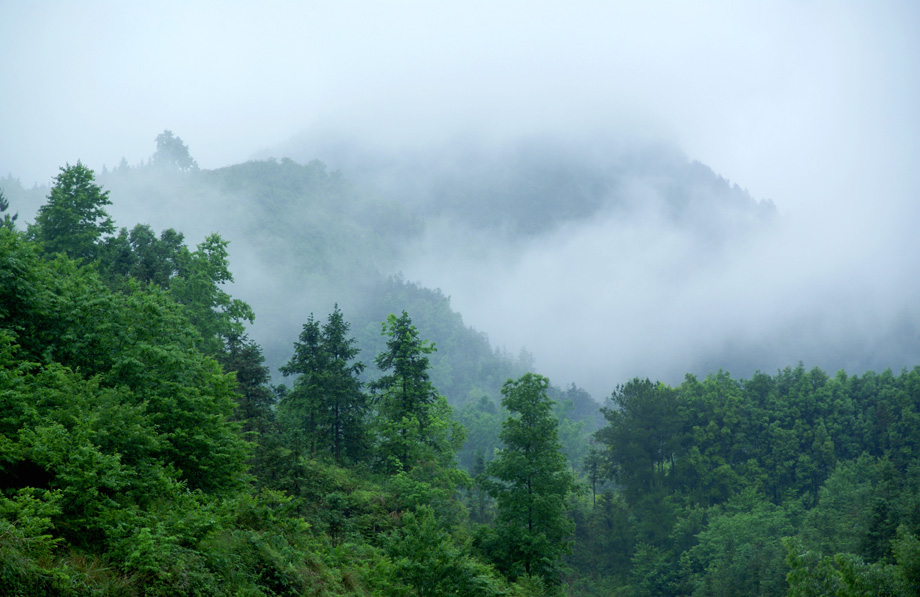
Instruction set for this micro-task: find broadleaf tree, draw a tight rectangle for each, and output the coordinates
[151,129,198,171]
[30,162,114,262]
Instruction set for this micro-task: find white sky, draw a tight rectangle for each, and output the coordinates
[2,1,917,210]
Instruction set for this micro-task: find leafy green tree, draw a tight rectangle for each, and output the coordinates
[799,455,880,557]
[151,129,198,171]
[99,224,189,289]
[784,535,909,597]
[30,162,114,261]
[280,305,368,464]
[168,233,254,356]
[595,378,682,503]
[680,496,793,596]
[386,505,504,597]
[0,228,249,517]
[483,373,576,585]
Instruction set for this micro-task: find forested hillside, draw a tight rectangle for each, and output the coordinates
[2,144,920,595]
[0,167,533,594]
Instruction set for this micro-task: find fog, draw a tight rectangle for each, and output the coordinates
[2,2,919,398]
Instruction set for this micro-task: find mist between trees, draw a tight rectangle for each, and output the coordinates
[2,137,920,595]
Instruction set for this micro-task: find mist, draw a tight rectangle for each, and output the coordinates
[276,132,919,398]
[2,1,919,399]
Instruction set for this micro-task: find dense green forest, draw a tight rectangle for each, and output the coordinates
[2,140,920,595]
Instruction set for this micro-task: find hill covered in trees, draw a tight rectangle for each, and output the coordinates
[3,139,920,595]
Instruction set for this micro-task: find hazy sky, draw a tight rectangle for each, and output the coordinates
[3,1,917,207]
[3,1,919,396]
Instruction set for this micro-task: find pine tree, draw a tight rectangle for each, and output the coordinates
[320,305,368,463]
[0,189,17,230]
[484,373,577,585]
[280,305,367,464]
[370,311,440,472]
[369,311,465,478]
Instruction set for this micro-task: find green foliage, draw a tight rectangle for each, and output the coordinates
[680,497,793,596]
[371,311,465,474]
[386,505,503,597]
[280,305,368,464]
[569,491,633,585]
[596,379,681,503]
[573,364,920,595]
[30,162,114,262]
[799,455,879,557]
[98,224,188,290]
[0,231,249,500]
[167,233,255,355]
[8,153,920,594]
[784,536,907,597]
[483,373,576,585]
[3,166,524,595]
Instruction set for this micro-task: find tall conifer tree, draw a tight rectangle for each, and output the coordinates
[280,305,367,463]
[484,373,576,585]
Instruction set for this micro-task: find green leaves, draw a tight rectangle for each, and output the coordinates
[387,505,503,597]
[168,233,254,356]
[30,162,114,262]
[595,378,681,503]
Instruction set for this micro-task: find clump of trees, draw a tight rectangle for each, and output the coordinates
[0,163,579,595]
[569,370,920,595]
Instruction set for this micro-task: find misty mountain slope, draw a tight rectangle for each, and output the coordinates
[269,134,920,398]
[2,135,797,402]
[10,132,915,403]
[180,136,781,401]
[3,157,526,405]
[273,134,776,242]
